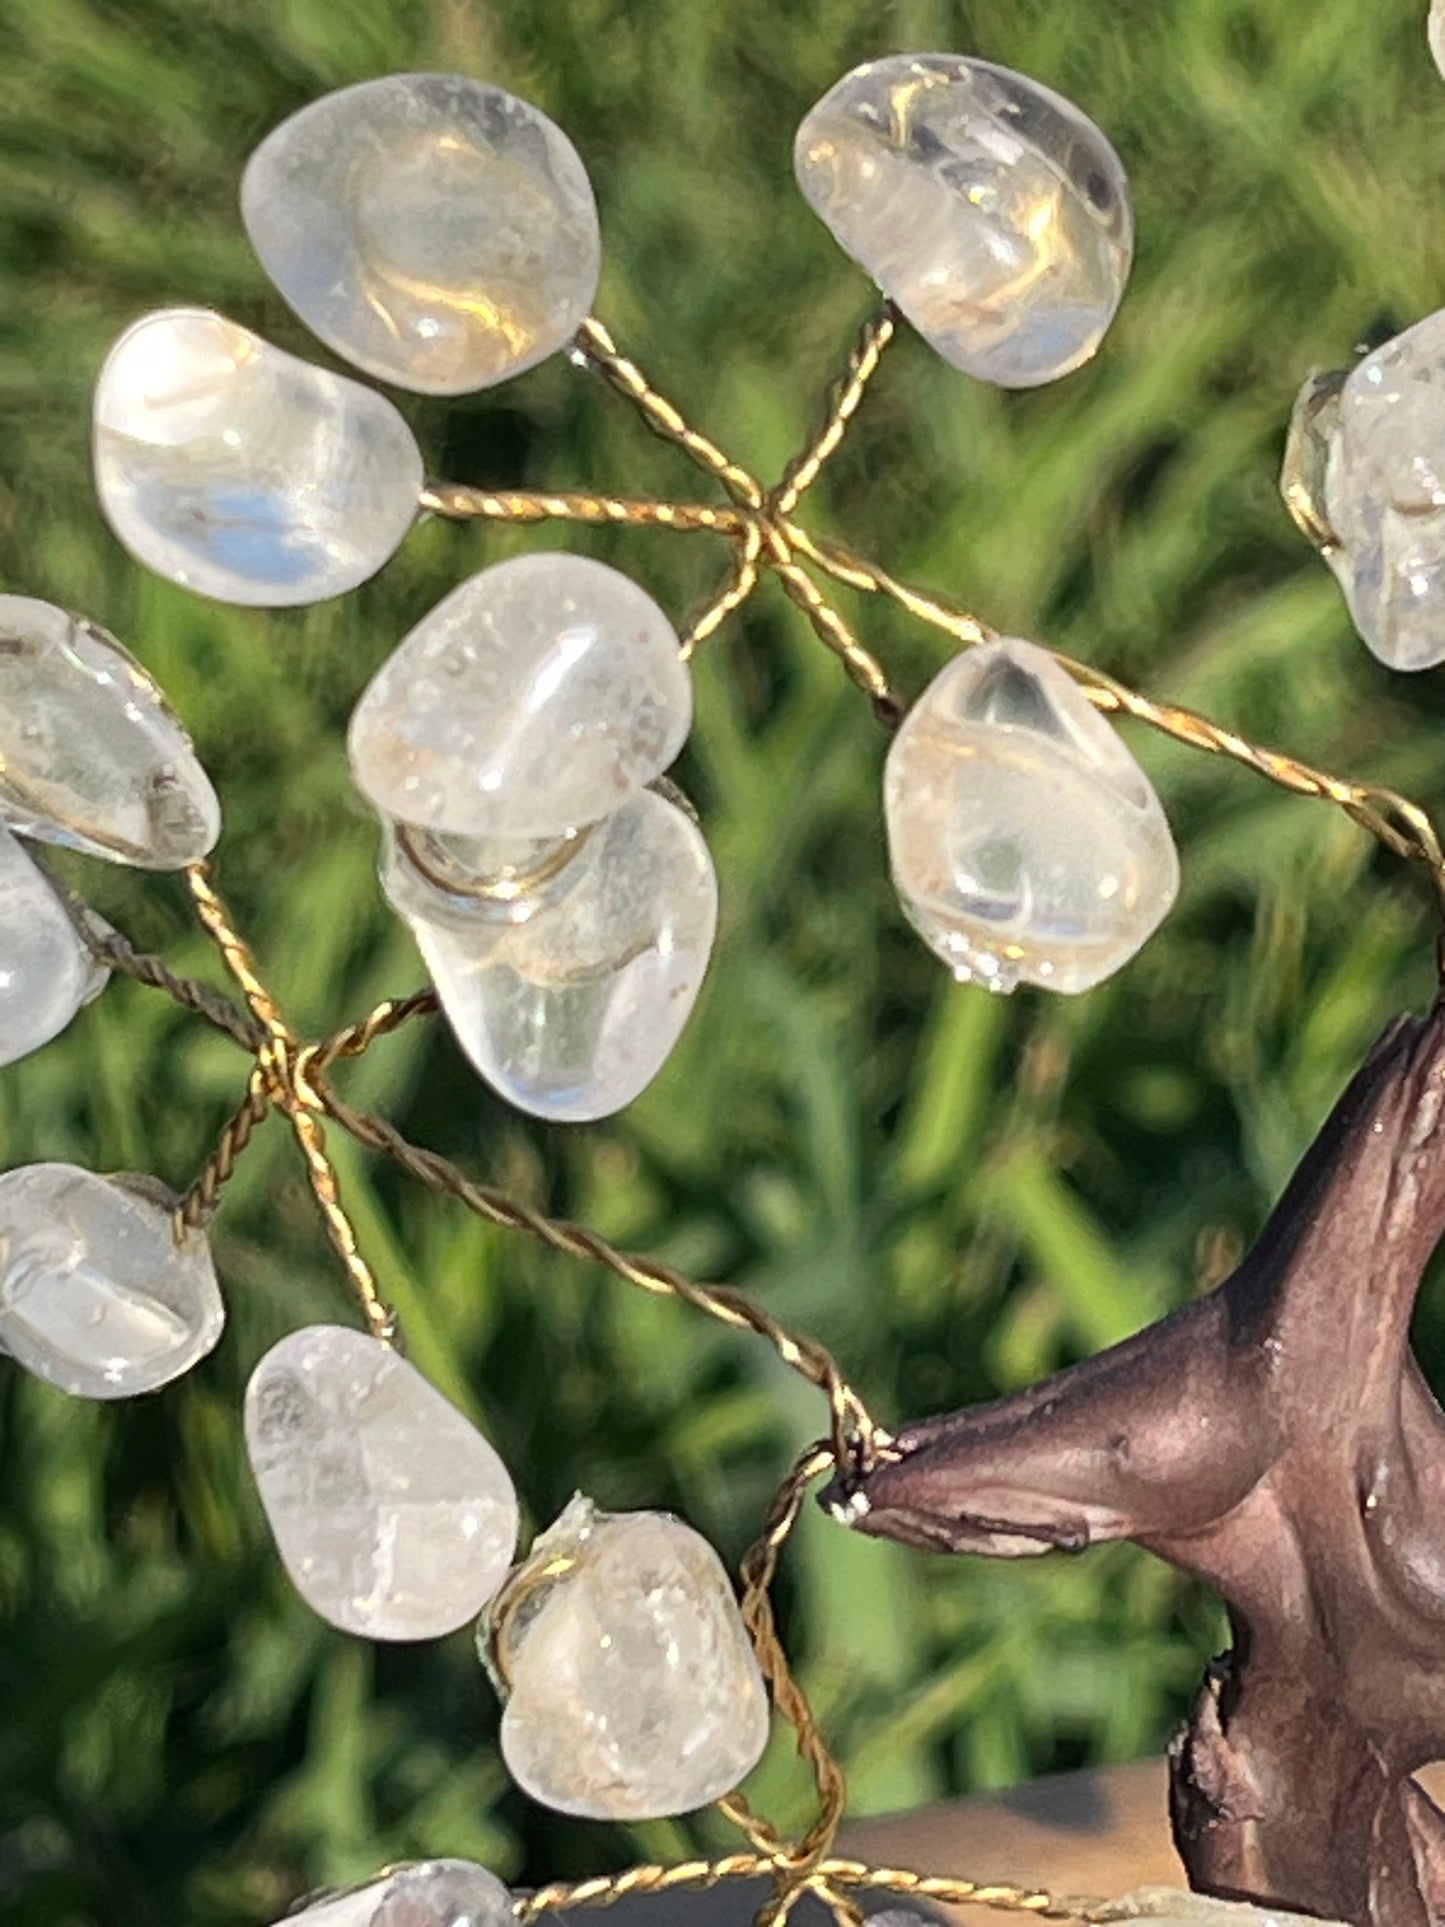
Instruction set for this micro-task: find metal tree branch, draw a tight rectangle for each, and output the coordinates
[828,1000,1445,1927]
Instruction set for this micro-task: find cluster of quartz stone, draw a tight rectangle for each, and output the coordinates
[0,594,228,1399]
[84,57,1188,1018]
[245,1322,769,1818]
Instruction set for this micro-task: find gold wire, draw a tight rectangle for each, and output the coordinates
[573,315,766,509]
[183,864,397,1346]
[769,305,898,520]
[306,1065,885,1468]
[421,481,747,535]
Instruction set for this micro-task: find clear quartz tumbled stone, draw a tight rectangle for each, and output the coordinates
[484,1495,770,1820]
[93,307,423,607]
[381,786,718,1123]
[1432,0,1445,81]
[266,1859,516,1927]
[795,54,1133,387]
[885,638,1178,993]
[0,827,106,1068]
[1321,310,1445,671]
[349,553,693,840]
[0,596,220,867]
[0,1164,223,1398]
[241,73,602,395]
[244,1324,519,1641]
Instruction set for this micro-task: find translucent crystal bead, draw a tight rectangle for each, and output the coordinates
[93,308,423,606]
[0,1165,223,1398]
[885,638,1178,993]
[484,1495,770,1819]
[795,54,1133,387]
[381,786,717,1122]
[350,553,692,840]
[266,1859,515,1927]
[241,73,602,395]
[0,596,220,867]
[0,827,106,1068]
[1320,311,1445,671]
[245,1324,519,1641]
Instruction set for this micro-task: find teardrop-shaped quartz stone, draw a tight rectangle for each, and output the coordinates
[350,553,692,839]
[245,1324,519,1641]
[885,638,1178,993]
[241,73,602,395]
[0,1165,222,1398]
[0,827,106,1068]
[268,1860,515,1927]
[795,55,1133,387]
[1321,311,1445,671]
[381,787,718,1122]
[484,1495,770,1819]
[0,596,220,867]
[93,308,423,607]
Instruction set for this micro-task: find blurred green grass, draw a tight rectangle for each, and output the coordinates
[1,0,1444,1921]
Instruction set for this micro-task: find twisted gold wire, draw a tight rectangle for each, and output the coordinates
[514,1855,1089,1923]
[184,865,397,1345]
[421,481,746,535]
[307,1067,884,1465]
[574,316,766,509]
[179,1066,271,1230]
[769,305,897,520]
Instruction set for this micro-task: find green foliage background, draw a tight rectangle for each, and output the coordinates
[0,0,1442,1920]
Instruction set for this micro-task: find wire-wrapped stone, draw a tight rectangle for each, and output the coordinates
[93,308,423,607]
[349,553,692,841]
[483,1494,770,1819]
[381,785,718,1122]
[0,596,220,868]
[885,637,1178,992]
[244,1324,519,1641]
[242,73,601,395]
[795,54,1133,387]
[0,1165,222,1398]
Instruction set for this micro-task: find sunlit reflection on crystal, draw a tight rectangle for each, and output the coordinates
[485,1494,769,1818]
[885,638,1178,993]
[796,54,1133,386]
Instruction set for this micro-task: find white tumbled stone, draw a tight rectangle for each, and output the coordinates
[93,308,423,607]
[0,827,106,1069]
[350,553,692,840]
[242,73,601,395]
[266,1858,515,1927]
[795,54,1133,387]
[0,1164,222,1398]
[0,596,220,867]
[486,1495,770,1819]
[1322,310,1445,671]
[1432,0,1445,81]
[381,787,717,1122]
[1097,1890,1347,1927]
[885,638,1178,993]
[245,1324,519,1641]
